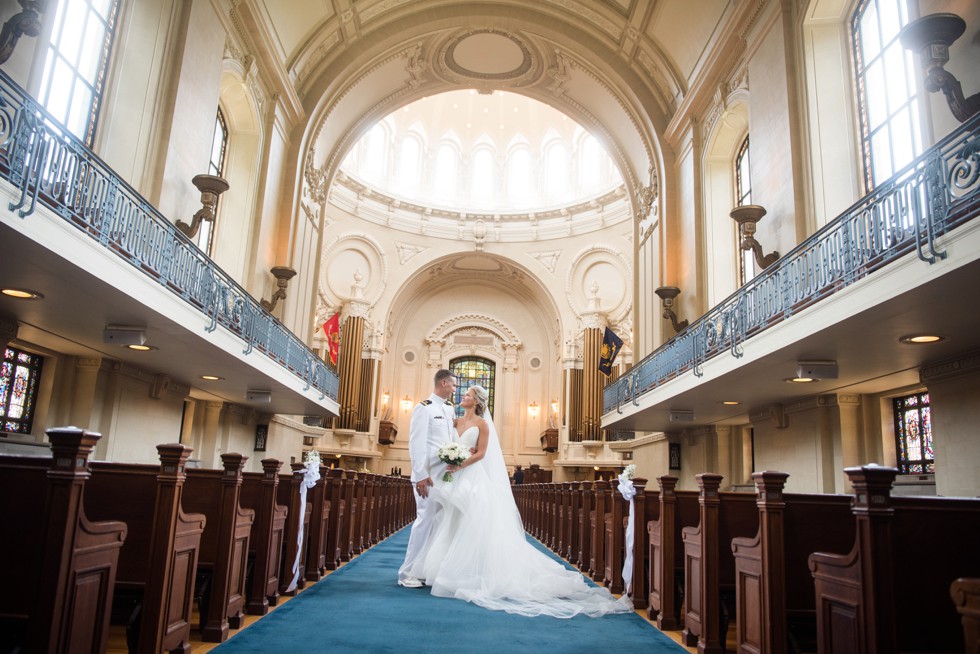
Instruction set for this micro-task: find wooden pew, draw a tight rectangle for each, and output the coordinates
[731,471,854,654]
[322,469,346,571]
[87,444,206,654]
[0,427,126,653]
[809,465,980,653]
[647,476,700,631]
[680,475,758,653]
[277,463,312,595]
[590,479,610,583]
[626,478,650,610]
[578,481,595,577]
[303,464,332,582]
[239,458,287,615]
[604,478,627,594]
[566,481,581,564]
[340,470,358,562]
[951,578,980,654]
[184,453,255,642]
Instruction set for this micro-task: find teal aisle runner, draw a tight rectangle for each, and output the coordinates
[215,527,688,653]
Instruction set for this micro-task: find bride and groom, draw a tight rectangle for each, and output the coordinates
[397,369,631,618]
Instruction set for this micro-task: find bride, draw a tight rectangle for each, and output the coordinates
[408,385,632,618]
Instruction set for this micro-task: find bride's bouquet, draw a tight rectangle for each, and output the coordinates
[437,442,470,482]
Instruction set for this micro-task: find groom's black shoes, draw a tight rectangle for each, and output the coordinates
[398,576,424,588]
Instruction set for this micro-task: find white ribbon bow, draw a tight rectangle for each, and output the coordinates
[285,462,321,592]
[617,474,637,594]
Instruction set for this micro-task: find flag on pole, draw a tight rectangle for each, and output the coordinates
[598,326,623,376]
[323,313,340,366]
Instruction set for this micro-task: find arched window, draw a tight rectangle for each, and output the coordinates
[450,357,495,419]
[469,147,496,208]
[543,140,570,204]
[199,108,227,255]
[433,142,459,205]
[577,133,602,192]
[735,135,754,284]
[506,147,534,206]
[394,134,422,199]
[360,122,388,184]
[893,391,933,473]
[1,346,44,435]
[851,0,922,190]
[39,0,121,145]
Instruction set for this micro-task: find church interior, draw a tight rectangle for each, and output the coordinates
[1,0,980,651]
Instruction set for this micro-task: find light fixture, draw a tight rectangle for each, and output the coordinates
[1,287,43,299]
[176,174,229,238]
[551,399,559,415]
[786,377,816,383]
[103,324,147,346]
[260,266,297,312]
[900,334,947,344]
[126,344,157,351]
[796,360,838,380]
[731,205,779,270]
[200,375,223,381]
[400,395,413,412]
[720,400,741,406]
[0,2,43,66]
[669,410,694,422]
[900,13,980,122]
[528,402,540,418]
[654,286,689,333]
[246,389,272,403]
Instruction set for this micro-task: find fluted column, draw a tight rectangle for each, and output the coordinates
[581,322,603,441]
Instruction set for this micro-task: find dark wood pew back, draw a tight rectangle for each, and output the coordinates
[239,459,286,615]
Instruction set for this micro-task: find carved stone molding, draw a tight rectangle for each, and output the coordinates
[920,350,980,383]
[749,403,788,429]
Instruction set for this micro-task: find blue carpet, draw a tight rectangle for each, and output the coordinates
[215,527,687,653]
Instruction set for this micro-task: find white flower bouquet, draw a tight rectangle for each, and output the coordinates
[621,463,636,480]
[437,442,470,482]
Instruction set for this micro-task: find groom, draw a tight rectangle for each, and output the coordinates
[397,368,457,587]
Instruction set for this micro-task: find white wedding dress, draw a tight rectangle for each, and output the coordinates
[410,417,632,618]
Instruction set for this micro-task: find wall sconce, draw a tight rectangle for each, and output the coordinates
[400,395,413,412]
[900,13,980,123]
[260,266,297,312]
[176,174,229,239]
[528,402,540,418]
[550,399,559,416]
[381,391,390,406]
[654,286,689,333]
[731,204,779,270]
[380,390,392,421]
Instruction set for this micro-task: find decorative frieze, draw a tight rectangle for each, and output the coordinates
[920,350,980,383]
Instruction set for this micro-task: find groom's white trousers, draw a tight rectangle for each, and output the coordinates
[399,488,438,581]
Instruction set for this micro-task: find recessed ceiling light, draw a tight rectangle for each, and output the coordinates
[2,288,44,299]
[786,376,817,383]
[126,344,157,351]
[720,400,741,406]
[200,375,223,381]
[899,334,946,344]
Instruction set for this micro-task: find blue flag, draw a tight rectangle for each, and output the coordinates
[598,327,623,376]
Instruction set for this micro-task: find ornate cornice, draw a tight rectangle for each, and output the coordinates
[920,350,980,383]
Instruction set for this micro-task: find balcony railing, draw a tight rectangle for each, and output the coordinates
[0,71,339,402]
[606,111,980,415]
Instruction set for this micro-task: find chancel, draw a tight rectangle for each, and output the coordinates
[1,1,979,653]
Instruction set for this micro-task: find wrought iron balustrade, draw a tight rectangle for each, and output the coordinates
[606,111,980,415]
[0,71,338,402]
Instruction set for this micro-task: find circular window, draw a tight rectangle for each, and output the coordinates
[403,350,417,364]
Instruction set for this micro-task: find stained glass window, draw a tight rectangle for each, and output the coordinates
[893,391,933,474]
[450,357,495,419]
[1,347,44,435]
[38,0,120,146]
[852,0,923,191]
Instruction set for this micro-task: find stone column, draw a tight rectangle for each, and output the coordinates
[837,394,863,488]
[68,357,102,430]
[199,400,224,468]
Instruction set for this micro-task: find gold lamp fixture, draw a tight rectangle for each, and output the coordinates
[654,286,689,333]
[260,266,297,312]
[176,174,229,239]
[731,204,779,270]
[528,402,540,419]
[900,13,980,123]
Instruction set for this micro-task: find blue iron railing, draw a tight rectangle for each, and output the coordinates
[0,71,339,402]
[606,111,980,415]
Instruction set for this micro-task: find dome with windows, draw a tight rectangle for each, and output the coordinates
[335,90,629,241]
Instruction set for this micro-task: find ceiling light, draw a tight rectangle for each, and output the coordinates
[2,287,44,299]
[786,377,817,383]
[899,334,946,344]
[200,375,223,381]
[126,344,156,351]
[720,401,741,406]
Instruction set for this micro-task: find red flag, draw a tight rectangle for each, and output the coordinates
[323,313,340,366]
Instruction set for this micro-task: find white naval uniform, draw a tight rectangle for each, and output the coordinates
[398,392,455,582]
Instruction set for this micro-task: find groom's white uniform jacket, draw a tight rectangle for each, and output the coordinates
[409,393,455,482]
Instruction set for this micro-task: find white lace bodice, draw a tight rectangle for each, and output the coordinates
[456,425,479,449]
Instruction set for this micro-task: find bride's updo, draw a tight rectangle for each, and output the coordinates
[471,385,489,416]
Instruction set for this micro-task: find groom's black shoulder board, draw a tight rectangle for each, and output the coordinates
[420,400,432,405]
[444,400,452,405]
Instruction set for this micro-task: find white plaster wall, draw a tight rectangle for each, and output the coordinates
[926,368,980,497]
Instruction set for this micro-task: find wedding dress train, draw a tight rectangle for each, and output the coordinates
[410,419,632,619]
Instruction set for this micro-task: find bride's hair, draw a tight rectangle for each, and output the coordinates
[470,385,489,416]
